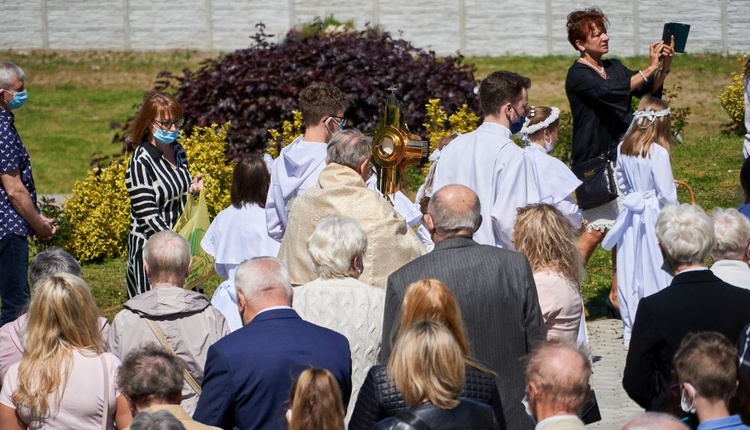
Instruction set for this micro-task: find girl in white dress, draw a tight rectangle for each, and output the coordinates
[519,106,583,229]
[201,155,280,331]
[602,96,677,348]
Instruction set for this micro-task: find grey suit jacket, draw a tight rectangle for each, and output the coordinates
[381,236,545,430]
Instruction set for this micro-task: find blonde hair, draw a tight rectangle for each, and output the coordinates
[621,96,674,157]
[12,274,106,419]
[514,204,584,285]
[388,320,465,409]
[397,279,492,374]
[288,368,345,430]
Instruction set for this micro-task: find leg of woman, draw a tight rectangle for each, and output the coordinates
[578,228,604,265]
[126,235,148,298]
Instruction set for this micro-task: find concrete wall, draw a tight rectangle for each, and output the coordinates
[1,0,747,56]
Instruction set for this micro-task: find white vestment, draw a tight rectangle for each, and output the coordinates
[202,203,280,331]
[602,143,677,341]
[433,122,538,248]
[524,144,583,228]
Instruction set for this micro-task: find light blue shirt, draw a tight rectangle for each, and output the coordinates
[697,415,750,430]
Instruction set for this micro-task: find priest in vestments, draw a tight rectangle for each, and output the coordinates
[278,129,425,289]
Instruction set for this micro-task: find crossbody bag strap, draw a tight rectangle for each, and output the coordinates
[397,410,432,430]
[99,354,109,430]
[142,318,202,395]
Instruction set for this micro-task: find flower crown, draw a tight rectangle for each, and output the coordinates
[520,106,560,135]
[633,107,670,128]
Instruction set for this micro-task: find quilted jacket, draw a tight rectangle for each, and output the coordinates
[348,364,506,430]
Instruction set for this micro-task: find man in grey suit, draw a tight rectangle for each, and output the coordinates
[382,184,545,430]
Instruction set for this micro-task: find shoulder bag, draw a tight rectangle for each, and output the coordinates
[571,154,618,210]
[142,318,202,395]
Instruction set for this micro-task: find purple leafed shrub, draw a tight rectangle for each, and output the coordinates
[146,23,479,159]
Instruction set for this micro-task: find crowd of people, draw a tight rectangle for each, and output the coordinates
[1,5,750,430]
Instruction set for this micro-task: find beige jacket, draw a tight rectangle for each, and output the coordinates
[278,163,425,289]
[109,286,229,415]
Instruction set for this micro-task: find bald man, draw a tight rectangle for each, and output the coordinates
[525,340,590,429]
[382,184,545,430]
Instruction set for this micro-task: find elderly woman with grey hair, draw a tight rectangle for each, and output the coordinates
[710,207,750,289]
[292,215,384,422]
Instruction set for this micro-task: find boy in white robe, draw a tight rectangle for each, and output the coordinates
[266,82,348,241]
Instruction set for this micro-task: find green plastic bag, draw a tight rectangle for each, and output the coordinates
[174,189,215,288]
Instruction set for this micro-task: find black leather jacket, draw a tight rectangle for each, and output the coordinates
[348,364,506,430]
[372,399,499,430]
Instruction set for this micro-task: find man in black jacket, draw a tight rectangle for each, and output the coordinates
[623,204,750,412]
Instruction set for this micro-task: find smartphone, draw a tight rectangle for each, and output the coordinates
[662,22,690,53]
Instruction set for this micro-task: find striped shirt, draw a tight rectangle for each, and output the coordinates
[125,142,192,296]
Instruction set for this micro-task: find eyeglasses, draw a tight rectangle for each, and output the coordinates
[153,118,184,129]
[325,115,347,129]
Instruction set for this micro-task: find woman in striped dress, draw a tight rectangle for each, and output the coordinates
[124,92,202,297]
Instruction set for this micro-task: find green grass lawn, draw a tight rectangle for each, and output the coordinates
[2,50,744,321]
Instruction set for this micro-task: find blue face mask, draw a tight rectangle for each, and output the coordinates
[510,115,526,135]
[6,90,27,110]
[153,129,179,145]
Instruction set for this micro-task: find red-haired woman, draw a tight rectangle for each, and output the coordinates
[125,92,203,298]
[565,7,673,317]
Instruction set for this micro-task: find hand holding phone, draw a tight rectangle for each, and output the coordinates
[662,22,690,53]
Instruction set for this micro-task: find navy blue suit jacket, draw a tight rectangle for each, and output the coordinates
[193,308,352,430]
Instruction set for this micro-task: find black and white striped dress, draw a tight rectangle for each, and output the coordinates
[125,142,192,297]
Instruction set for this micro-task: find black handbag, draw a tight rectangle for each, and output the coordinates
[577,389,602,424]
[571,155,618,210]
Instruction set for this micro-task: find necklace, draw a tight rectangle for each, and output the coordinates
[578,57,607,78]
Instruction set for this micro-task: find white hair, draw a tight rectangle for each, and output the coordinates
[710,207,750,261]
[307,216,368,279]
[0,62,25,90]
[621,412,689,430]
[234,257,292,304]
[143,231,191,281]
[656,204,715,266]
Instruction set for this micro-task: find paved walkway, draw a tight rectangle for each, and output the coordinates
[586,318,644,429]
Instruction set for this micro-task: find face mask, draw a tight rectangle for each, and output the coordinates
[680,383,696,414]
[544,137,555,153]
[510,115,526,135]
[521,394,537,425]
[5,90,27,110]
[153,129,179,145]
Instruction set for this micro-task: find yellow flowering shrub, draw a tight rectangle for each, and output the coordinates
[182,122,234,218]
[719,55,747,131]
[421,99,479,175]
[267,110,304,159]
[63,159,130,262]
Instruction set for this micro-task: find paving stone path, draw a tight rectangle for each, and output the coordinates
[587,318,644,429]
